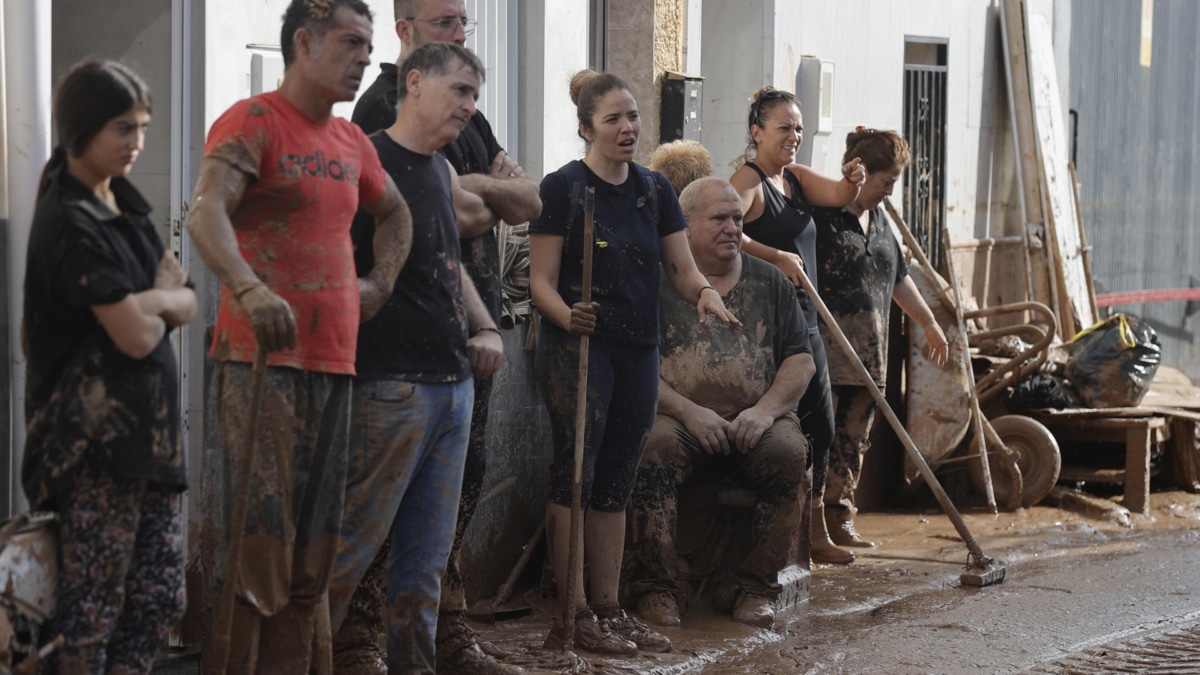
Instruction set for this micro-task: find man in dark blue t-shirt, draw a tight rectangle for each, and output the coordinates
[326,43,516,674]
[346,2,540,672]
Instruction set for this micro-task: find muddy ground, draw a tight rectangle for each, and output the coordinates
[461,489,1200,674]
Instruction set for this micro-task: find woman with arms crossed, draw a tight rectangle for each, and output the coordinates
[23,59,196,673]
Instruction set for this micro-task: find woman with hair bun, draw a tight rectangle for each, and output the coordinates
[23,58,195,672]
[813,128,948,550]
[528,68,739,656]
[730,86,866,565]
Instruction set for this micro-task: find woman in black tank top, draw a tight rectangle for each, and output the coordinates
[728,86,866,565]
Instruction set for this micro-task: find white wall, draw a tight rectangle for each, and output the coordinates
[700,0,769,174]
[517,0,590,180]
[204,0,401,131]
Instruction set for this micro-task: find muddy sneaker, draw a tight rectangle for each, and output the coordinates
[437,642,525,675]
[636,591,681,628]
[595,605,672,653]
[731,594,776,629]
[437,611,510,659]
[542,610,638,656]
[826,516,875,548]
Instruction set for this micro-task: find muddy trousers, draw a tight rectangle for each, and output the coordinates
[824,385,878,521]
[52,469,186,675]
[331,376,492,664]
[209,363,351,675]
[628,413,810,603]
[798,335,835,502]
[328,378,474,674]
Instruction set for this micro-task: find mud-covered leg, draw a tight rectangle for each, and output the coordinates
[825,386,877,548]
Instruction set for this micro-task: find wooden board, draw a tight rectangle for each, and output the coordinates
[999,0,1058,330]
[1024,6,1097,334]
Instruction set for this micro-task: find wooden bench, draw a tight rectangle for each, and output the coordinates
[1031,409,1168,514]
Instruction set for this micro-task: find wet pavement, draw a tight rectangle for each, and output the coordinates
[154,490,1200,673]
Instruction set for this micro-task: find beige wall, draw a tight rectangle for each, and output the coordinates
[607,0,687,165]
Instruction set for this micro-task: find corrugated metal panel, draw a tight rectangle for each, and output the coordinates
[1069,0,1200,381]
[465,0,516,152]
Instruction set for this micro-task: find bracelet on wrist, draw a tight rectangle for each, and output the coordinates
[699,285,719,298]
[472,325,502,336]
[232,281,265,302]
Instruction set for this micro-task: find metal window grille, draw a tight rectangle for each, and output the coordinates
[903,65,948,270]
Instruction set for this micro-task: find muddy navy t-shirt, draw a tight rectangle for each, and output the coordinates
[658,253,810,419]
[352,132,470,382]
[530,160,687,345]
[813,205,909,386]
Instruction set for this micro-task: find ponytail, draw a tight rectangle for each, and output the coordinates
[35,146,68,204]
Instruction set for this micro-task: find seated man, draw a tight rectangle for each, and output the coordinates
[627,177,815,630]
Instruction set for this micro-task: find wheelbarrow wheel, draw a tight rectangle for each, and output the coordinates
[969,415,1061,507]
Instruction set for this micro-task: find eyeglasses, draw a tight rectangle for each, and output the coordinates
[406,16,478,36]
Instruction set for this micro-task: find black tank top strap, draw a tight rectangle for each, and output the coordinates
[782,167,806,204]
[746,161,788,218]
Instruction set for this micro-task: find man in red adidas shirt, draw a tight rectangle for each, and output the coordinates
[186,1,412,672]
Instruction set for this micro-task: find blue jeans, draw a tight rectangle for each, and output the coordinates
[328,378,474,674]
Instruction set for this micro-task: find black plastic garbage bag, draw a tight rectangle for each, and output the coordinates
[1006,373,1072,414]
[1065,314,1161,408]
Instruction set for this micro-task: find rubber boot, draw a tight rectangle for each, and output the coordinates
[810,503,855,564]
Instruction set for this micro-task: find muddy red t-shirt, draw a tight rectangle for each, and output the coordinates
[204,91,387,374]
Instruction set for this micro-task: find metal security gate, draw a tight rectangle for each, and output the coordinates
[903,65,948,270]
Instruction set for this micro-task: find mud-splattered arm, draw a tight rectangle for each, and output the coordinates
[456,150,542,236]
[789,158,864,208]
[728,352,815,453]
[448,160,498,239]
[187,156,296,352]
[358,175,413,322]
[892,275,949,367]
[658,377,732,455]
[463,263,504,378]
[660,230,742,328]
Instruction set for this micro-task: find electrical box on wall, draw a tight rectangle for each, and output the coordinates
[795,57,834,166]
[248,46,285,96]
[661,72,704,144]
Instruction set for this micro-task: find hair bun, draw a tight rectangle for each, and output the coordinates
[570,69,601,106]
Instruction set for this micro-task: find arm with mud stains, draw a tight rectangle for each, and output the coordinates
[457,150,542,236]
[789,158,865,208]
[448,159,498,239]
[358,175,413,322]
[462,262,504,378]
[727,352,815,453]
[892,275,949,367]
[186,156,296,353]
[658,377,732,455]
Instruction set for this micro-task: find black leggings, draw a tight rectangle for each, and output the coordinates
[536,324,660,512]
[797,333,835,501]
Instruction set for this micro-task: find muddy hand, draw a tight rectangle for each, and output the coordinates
[772,250,807,288]
[683,406,732,455]
[155,251,188,290]
[569,301,600,336]
[728,406,773,453]
[468,329,504,379]
[489,150,525,179]
[238,284,296,353]
[842,157,866,187]
[358,277,390,323]
[924,321,950,368]
[697,290,742,329]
